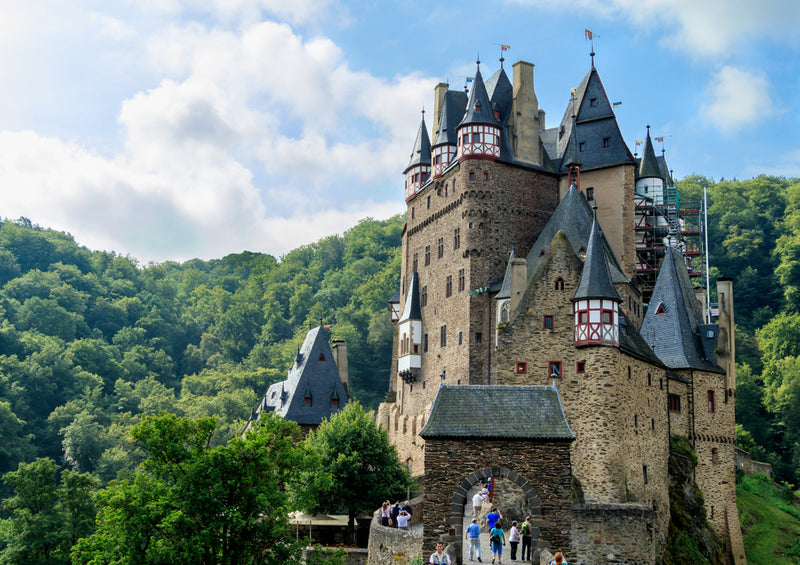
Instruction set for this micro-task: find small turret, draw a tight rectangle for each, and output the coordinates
[573,213,622,347]
[403,112,432,202]
[432,92,461,178]
[457,61,501,161]
[635,125,664,199]
[397,272,423,383]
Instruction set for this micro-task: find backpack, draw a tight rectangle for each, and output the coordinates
[491,531,501,545]
[520,522,531,536]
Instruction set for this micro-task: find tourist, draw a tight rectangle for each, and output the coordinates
[403,500,413,516]
[397,509,411,529]
[490,521,505,564]
[465,518,482,562]
[486,507,502,531]
[508,521,520,560]
[381,501,391,527]
[429,542,452,565]
[520,516,533,561]
[549,551,567,565]
[472,491,484,519]
[391,500,401,528]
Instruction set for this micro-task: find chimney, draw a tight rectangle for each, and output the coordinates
[510,61,541,166]
[331,340,349,397]
[432,82,449,141]
[694,288,707,323]
[510,257,528,314]
[715,278,736,397]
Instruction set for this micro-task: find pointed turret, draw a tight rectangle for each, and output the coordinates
[397,272,423,382]
[432,91,466,178]
[639,247,724,372]
[573,213,622,347]
[634,125,666,203]
[457,62,501,161]
[403,112,432,202]
[563,111,582,189]
[638,126,661,179]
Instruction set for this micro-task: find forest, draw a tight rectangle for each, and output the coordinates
[0,174,799,559]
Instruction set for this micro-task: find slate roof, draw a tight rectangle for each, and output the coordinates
[405,115,431,172]
[399,271,422,322]
[458,67,499,128]
[258,325,349,425]
[639,247,725,373]
[553,67,635,173]
[495,248,517,300]
[638,127,661,179]
[419,384,575,440]
[485,67,513,123]
[524,184,626,284]
[433,90,468,147]
[573,216,621,302]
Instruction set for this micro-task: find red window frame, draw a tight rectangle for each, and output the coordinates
[576,361,586,373]
[516,362,527,375]
[708,390,715,413]
[543,315,554,329]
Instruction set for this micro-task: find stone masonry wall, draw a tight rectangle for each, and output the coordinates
[493,232,670,549]
[421,438,572,559]
[570,503,656,565]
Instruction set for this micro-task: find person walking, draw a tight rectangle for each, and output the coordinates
[486,508,502,531]
[472,491,484,519]
[429,542,452,564]
[508,521,520,560]
[490,521,505,565]
[465,518,482,562]
[381,501,391,527]
[520,516,533,561]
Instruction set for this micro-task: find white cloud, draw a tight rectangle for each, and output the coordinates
[702,66,773,132]
[506,0,800,58]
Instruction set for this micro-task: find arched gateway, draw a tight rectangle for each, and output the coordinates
[418,385,575,562]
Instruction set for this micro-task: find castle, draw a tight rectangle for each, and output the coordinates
[375,54,745,564]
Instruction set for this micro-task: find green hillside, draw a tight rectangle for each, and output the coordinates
[738,474,800,564]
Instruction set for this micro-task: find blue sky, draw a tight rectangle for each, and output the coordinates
[0,0,798,262]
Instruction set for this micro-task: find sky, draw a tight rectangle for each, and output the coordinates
[0,0,798,263]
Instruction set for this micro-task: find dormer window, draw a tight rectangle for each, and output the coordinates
[590,98,597,107]
[304,391,312,406]
[655,303,667,315]
[318,353,325,361]
[475,103,481,112]
[331,390,339,408]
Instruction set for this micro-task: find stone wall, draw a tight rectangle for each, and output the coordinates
[735,448,772,478]
[366,507,424,565]
[421,438,573,559]
[570,503,656,565]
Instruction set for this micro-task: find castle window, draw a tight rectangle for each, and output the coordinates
[668,394,681,412]
[444,183,448,196]
[423,333,428,353]
[712,448,719,464]
[539,249,545,257]
[483,172,489,181]
[660,378,664,390]
[469,171,475,181]
[590,97,597,107]
[427,195,431,210]
[549,361,562,378]
[628,366,632,379]
[469,222,474,229]
[472,133,480,142]
[648,373,652,386]
[462,134,468,145]
[459,331,463,345]
[651,418,655,431]
[555,277,565,291]
[643,464,648,485]
[559,125,564,140]
[305,396,312,406]
[412,252,418,273]
[411,206,415,219]
[421,285,427,307]
[634,414,638,428]
[425,245,431,266]
[458,268,465,292]
[445,275,453,298]
[543,315,554,329]
[576,361,586,373]
[318,354,325,361]
[440,325,447,347]
[500,304,509,323]
[603,137,610,148]
[516,362,527,375]
[708,390,715,413]
[438,237,444,259]
[579,142,585,152]
[578,311,588,324]
[586,187,594,201]
[602,310,612,324]
[475,332,483,343]
[655,302,667,315]
[435,154,441,164]
[453,179,457,193]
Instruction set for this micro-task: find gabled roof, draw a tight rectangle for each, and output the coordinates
[638,126,661,179]
[524,184,626,283]
[433,90,468,147]
[573,216,621,302]
[399,271,422,322]
[640,248,725,373]
[458,66,499,128]
[554,67,635,173]
[405,115,431,172]
[495,248,517,300]
[419,385,575,440]
[260,325,349,425]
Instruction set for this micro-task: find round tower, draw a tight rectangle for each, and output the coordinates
[404,112,432,202]
[456,61,501,161]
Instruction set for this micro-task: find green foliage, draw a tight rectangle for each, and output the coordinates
[72,413,307,565]
[298,402,411,541]
[738,478,800,564]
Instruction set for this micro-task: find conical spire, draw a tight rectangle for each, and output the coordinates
[406,113,432,171]
[398,271,422,323]
[638,125,661,179]
[573,213,621,302]
[433,94,457,147]
[459,66,499,128]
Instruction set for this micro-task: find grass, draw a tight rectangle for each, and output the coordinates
[738,475,800,564]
